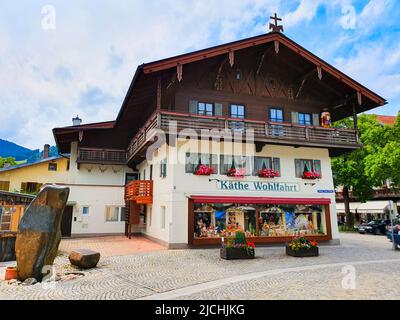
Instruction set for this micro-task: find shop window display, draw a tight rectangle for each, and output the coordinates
[193,203,326,239]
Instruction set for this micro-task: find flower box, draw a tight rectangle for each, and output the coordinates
[220,247,255,260]
[285,245,319,257]
[194,164,214,176]
[302,171,321,180]
[0,232,17,262]
[227,168,246,178]
[258,168,279,178]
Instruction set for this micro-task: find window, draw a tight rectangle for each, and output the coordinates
[82,206,90,215]
[197,102,213,116]
[143,169,146,180]
[161,206,166,229]
[269,108,283,122]
[194,203,326,239]
[295,159,322,177]
[48,163,57,171]
[298,113,312,126]
[0,181,10,191]
[67,160,70,171]
[253,157,281,176]
[149,165,153,180]
[125,173,139,185]
[185,153,219,174]
[21,182,42,193]
[220,155,251,175]
[105,206,125,222]
[160,158,167,178]
[230,104,245,119]
[148,207,152,226]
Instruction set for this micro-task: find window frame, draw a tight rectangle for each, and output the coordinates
[230,104,245,119]
[105,205,124,223]
[294,159,322,178]
[82,206,90,216]
[269,107,284,123]
[252,157,281,176]
[185,153,219,174]
[48,163,57,171]
[197,102,214,116]
[298,113,312,126]
[160,158,167,178]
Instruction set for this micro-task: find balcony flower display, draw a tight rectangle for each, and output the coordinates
[258,168,279,178]
[227,167,246,178]
[286,236,319,257]
[302,171,321,179]
[194,164,215,176]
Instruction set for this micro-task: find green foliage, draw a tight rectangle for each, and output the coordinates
[338,225,357,233]
[234,231,246,245]
[0,157,16,169]
[332,113,400,227]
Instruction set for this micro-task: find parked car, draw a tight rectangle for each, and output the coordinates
[357,220,389,235]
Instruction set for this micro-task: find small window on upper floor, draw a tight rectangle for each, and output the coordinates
[295,159,322,178]
[82,206,90,215]
[48,163,57,171]
[197,102,213,116]
[230,104,245,119]
[298,113,312,126]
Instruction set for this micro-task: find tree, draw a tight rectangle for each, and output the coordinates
[364,111,400,189]
[331,114,382,228]
[0,157,16,168]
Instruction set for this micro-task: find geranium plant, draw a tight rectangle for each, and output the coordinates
[258,168,279,178]
[288,236,318,252]
[194,164,215,176]
[227,167,246,178]
[302,171,321,179]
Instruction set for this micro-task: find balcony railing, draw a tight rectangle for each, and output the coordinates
[125,180,153,204]
[78,148,127,165]
[127,110,360,162]
[336,188,400,201]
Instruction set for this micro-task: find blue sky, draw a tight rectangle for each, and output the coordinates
[0,0,399,149]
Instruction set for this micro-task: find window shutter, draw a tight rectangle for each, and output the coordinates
[214,103,223,116]
[312,113,320,126]
[273,158,281,176]
[21,182,27,193]
[189,100,198,114]
[291,112,299,124]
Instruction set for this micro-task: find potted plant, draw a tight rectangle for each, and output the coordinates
[286,236,319,257]
[258,168,279,178]
[220,231,255,260]
[302,171,321,180]
[227,163,246,178]
[4,266,18,280]
[194,163,215,176]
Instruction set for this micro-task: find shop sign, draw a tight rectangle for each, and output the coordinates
[216,180,300,192]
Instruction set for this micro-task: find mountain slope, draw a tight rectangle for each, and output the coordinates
[0,139,33,160]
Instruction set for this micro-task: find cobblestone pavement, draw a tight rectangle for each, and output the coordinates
[1,232,399,300]
[58,235,165,258]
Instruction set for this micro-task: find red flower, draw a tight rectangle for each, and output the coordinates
[258,168,279,178]
[227,168,246,178]
[302,171,321,179]
[246,241,255,248]
[194,164,215,176]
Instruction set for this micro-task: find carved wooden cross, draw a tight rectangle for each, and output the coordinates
[269,13,283,33]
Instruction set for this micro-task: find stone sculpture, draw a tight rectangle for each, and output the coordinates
[15,185,69,281]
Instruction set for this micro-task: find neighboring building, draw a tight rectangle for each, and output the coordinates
[53,22,385,247]
[0,141,134,237]
[0,190,34,231]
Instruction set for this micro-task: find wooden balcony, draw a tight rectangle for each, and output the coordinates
[78,148,127,165]
[127,110,360,162]
[336,188,400,202]
[125,180,153,204]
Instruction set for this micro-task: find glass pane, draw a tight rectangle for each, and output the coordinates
[193,203,327,239]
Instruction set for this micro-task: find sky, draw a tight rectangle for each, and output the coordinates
[0,0,399,150]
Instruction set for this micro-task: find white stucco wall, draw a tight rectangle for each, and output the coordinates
[138,140,339,246]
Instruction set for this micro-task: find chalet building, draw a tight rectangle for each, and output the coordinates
[53,18,386,247]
